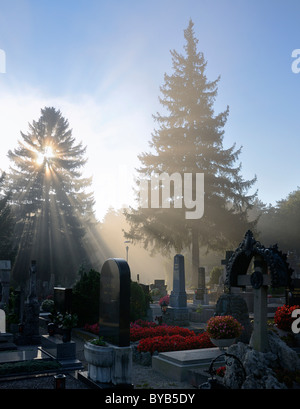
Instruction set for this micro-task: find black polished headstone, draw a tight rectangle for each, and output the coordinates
[54,287,72,314]
[99,258,131,347]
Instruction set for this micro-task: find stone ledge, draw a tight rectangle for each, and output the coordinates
[152,347,224,382]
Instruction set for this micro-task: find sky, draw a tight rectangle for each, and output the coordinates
[1,0,300,222]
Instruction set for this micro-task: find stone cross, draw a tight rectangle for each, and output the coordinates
[237,255,269,352]
[221,251,233,282]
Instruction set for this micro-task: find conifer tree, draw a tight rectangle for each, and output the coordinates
[124,20,257,285]
[5,107,96,285]
[0,173,15,261]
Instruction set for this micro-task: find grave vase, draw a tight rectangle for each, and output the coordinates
[210,338,236,350]
[84,342,114,383]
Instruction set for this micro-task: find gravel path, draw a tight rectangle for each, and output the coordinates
[0,330,196,390]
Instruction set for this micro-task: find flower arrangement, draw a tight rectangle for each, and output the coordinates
[206,315,243,340]
[137,332,213,354]
[274,304,300,331]
[53,312,78,329]
[130,319,158,329]
[130,324,195,342]
[215,366,226,377]
[84,322,100,335]
[159,294,170,307]
[90,336,106,346]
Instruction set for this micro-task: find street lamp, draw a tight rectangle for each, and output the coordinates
[124,240,131,262]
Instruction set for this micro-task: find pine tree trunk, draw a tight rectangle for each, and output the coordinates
[191,226,199,287]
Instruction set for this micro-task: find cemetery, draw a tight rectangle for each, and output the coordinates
[0,231,299,389]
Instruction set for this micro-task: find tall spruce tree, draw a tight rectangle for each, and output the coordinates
[124,20,257,286]
[0,172,16,261]
[5,107,96,286]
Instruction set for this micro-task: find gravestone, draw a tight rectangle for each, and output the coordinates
[0,260,11,309]
[167,254,189,326]
[96,258,132,387]
[194,267,205,302]
[215,293,252,343]
[99,258,131,347]
[16,260,41,345]
[53,287,72,314]
[286,278,300,306]
[0,309,5,333]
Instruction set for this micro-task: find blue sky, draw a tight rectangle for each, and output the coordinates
[1,0,300,221]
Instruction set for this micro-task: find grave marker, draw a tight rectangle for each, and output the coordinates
[168,254,189,326]
[99,258,131,347]
[0,309,5,333]
[225,230,293,352]
[54,287,72,314]
[0,260,11,308]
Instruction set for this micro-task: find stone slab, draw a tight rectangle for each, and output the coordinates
[41,335,82,370]
[41,335,76,359]
[152,347,225,382]
[0,346,49,363]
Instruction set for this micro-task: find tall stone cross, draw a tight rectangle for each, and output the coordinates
[236,255,270,352]
[224,230,293,353]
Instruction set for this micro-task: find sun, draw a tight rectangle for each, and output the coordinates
[36,145,55,165]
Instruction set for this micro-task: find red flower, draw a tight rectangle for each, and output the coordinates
[274,304,300,331]
[137,331,213,354]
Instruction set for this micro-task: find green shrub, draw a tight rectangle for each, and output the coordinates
[0,360,61,376]
[209,266,223,286]
[72,269,100,326]
[41,299,55,313]
[130,281,148,322]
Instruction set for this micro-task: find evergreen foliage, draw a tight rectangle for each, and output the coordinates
[72,268,100,326]
[4,107,96,285]
[130,281,149,322]
[124,20,257,285]
[0,173,16,261]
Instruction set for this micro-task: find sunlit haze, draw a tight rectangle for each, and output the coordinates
[1,0,300,285]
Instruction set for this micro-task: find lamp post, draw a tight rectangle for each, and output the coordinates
[124,240,131,263]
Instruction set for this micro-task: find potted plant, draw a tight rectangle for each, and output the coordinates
[84,336,114,383]
[52,312,78,342]
[206,315,244,350]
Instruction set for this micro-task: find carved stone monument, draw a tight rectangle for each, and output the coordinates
[224,230,293,352]
[16,260,41,345]
[167,254,189,326]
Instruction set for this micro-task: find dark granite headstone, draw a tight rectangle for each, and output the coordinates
[286,279,300,306]
[16,260,41,345]
[53,287,72,314]
[99,258,131,347]
[195,267,205,300]
[169,254,187,308]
